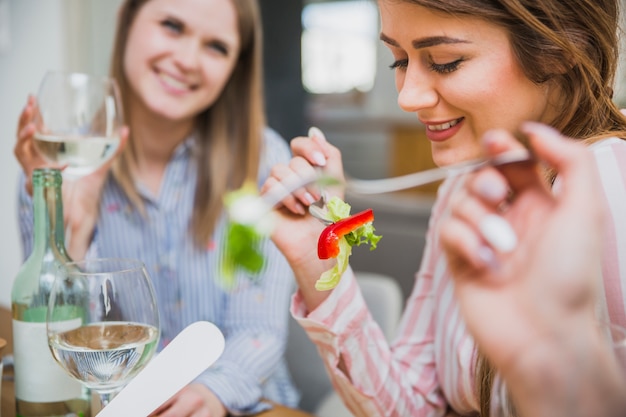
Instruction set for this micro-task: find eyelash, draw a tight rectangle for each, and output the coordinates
[430,59,464,74]
[161,19,183,33]
[389,58,465,74]
[206,42,228,56]
[161,19,228,56]
[389,59,408,70]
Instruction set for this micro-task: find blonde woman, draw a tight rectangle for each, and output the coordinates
[15,1,299,416]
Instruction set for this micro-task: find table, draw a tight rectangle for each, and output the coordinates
[1,370,314,417]
[1,365,14,417]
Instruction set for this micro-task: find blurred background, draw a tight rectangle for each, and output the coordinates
[1,0,626,309]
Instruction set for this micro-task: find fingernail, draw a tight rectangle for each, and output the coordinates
[312,151,327,167]
[308,126,327,142]
[477,245,500,270]
[479,214,517,253]
[294,202,306,215]
[476,176,508,203]
[521,122,561,144]
[303,192,317,204]
[482,129,507,148]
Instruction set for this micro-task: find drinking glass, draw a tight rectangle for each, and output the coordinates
[489,322,626,417]
[33,70,123,179]
[46,258,160,409]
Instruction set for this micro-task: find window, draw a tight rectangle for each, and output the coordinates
[301,1,379,94]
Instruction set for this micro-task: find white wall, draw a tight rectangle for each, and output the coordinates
[0,0,69,307]
[0,0,119,308]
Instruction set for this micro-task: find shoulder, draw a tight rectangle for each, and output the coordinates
[588,137,626,172]
[262,127,291,157]
[258,127,292,178]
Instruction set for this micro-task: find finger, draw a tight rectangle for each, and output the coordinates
[308,126,328,167]
[521,122,592,184]
[521,122,601,220]
[482,128,526,156]
[465,168,511,210]
[288,156,324,203]
[93,125,129,176]
[112,125,129,159]
[262,174,306,215]
[450,187,518,254]
[481,129,546,193]
[291,136,328,168]
[440,215,496,272]
[17,96,36,131]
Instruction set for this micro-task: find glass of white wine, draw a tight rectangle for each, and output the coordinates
[46,258,160,409]
[33,70,123,179]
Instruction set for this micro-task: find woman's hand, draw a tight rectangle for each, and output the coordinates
[14,95,54,194]
[61,134,127,260]
[440,123,626,416]
[441,123,601,369]
[148,384,227,417]
[14,95,129,260]
[261,127,345,309]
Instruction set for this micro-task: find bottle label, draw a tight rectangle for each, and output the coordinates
[13,318,84,402]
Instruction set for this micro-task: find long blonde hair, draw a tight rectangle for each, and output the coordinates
[109,0,265,247]
[388,0,626,414]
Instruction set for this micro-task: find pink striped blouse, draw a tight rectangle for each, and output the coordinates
[291,137,626,417]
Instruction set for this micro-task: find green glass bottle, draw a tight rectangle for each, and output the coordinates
[11,168,91,417]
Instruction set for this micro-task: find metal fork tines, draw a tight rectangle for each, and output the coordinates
[344,149,533,195]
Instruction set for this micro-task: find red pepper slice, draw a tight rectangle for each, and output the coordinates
[317,208,374,259]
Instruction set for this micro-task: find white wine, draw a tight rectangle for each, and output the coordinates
[33,133,120,179]
[49,322,159,393]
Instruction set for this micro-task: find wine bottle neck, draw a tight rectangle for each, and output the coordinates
[31,169,70,259]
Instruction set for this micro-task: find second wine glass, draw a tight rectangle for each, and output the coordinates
[46,258,160,409]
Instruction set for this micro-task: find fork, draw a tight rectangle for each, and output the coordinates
[306,148,533,224]
[256,148,533,225]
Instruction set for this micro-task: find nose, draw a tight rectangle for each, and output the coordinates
[173,38,201,71]
[396,67,439,113]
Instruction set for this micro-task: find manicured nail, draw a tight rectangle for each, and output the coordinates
[477,245,500,270]
[312,151,327,167]
[303,192,317,205]
[479,214,517,253]
[481,129,507,148]
[521,122,561,144]
[308,126,327,142]
[475,175,508,203]
[294,202,306,215]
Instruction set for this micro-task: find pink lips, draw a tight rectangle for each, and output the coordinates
[423,118,464,142]
[156,70,192,95]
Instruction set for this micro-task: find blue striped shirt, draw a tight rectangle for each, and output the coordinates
[18,128,299,414]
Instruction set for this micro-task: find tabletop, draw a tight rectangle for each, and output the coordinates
[1,365,14,417]
[1,369,314,417]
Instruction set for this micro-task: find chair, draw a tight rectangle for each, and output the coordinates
[285,271,404,416]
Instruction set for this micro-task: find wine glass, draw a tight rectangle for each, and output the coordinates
[489,321,626,417]
[46,258,160,409]
[33,70,124,180]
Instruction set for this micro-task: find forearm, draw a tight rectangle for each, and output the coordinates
[505,321,626,417]
[293,273,447,417]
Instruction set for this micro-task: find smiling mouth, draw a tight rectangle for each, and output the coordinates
[157,71,195,91]
[426,118,463,131]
